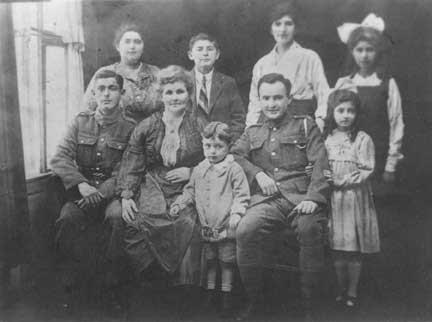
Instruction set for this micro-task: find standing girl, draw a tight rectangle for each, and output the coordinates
[324,89,380,307]
[246,1,330,130]
[335,13,404,187]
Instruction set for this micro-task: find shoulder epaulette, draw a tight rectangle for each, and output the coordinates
[121,115,137,125]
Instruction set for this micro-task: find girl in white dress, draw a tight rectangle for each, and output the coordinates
[324,89,380,308]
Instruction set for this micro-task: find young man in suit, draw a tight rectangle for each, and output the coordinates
[188,33,246,142]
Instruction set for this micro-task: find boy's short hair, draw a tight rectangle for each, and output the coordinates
[202,122,232,145]
[188,33,220,51]
[257,73,292,97]
[94,70,124,90]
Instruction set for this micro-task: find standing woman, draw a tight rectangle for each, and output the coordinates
[84,23,160,123]
[107,65,204,285]
[246,1,330,130]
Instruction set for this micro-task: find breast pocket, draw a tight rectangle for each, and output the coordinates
[76,134,97,166]
[106,140,128,164]
[279,135,308,168]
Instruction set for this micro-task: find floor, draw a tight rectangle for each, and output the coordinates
[1,194,431,322]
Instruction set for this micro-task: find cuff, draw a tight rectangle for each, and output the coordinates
[120,189,135,200]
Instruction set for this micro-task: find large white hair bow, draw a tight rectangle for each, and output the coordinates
[337,13,385,44]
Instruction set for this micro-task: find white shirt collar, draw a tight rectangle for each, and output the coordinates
[352,72,381,86]
[195,68,214,85]
[271,41,301,57]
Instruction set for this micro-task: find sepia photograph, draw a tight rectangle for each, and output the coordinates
[0,0,432,321]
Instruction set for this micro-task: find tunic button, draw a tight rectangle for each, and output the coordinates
[276,182,281,186]
[97,152,101,156]
[271,152,276,156]
[80,140,84,143]
[273,127,277,131]
[100,138,105,142]
[117,145,122,149]
[271,138,275,142]
[95,181,99,185]
[274,168,279,172]
[294,140,298,144]
[96,167,100,171]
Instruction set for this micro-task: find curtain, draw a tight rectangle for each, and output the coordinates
[0,3,30,267]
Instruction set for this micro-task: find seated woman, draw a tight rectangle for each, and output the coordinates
[83,22,160,123]
[107,65,204,286]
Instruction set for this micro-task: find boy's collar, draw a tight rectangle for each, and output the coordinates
[194,68,214,80]
[201,154,234,176]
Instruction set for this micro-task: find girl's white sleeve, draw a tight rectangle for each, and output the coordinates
[245,62,262,127]
[385,78,404,172]
[310,52,330,120]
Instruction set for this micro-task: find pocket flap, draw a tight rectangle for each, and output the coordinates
[279,135,306,145]
[77,134,97,145]
[107,140,128,150]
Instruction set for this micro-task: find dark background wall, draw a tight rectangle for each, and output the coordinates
[82,0,432,194]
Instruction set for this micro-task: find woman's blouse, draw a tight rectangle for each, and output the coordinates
[83,62,160,122]
[335,73,404,173]
[246,41,330,126]
[117,109,203,200]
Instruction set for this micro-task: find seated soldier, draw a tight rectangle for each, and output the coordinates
[50,70,135,305]
[231,73,330,321]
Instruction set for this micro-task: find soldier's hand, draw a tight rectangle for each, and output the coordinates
[315,118,325,132]
[122,198,138,224]
[78,182,99,198]
[165,167,191,184]
[294,200,318,215]
[255,172,278,196]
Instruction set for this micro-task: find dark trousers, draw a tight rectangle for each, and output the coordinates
[236,197,327,300]
[55,200,126,287]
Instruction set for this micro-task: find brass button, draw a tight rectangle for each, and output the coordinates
[274,168,279,172]
[80,140,84,143]
[271,138,275,142]
[100,138,105,142]
[271,152,276,156]
[97,152,101,156]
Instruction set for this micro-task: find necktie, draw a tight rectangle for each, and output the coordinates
[198,75,209,113]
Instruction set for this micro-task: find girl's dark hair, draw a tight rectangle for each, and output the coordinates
[113,22,144,48]
[323,89,361,142]
[268,1,299,26]
[202,121,232,146]
[342,26,390,79]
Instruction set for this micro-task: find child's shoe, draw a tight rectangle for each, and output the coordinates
[220,291,234,318]
[201,289,217,312]
[345,295,357,308]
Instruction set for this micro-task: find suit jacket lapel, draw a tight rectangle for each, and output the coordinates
[209,71,223,114]
[190,69,197,107]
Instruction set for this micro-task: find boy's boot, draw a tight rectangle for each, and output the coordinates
[220,291,234,318]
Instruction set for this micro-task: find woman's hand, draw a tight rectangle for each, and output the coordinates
[293,200,318,215]
[382,171,395,184]
[165,167,191,183]
[122,198,138,224]
[255,172,278,196]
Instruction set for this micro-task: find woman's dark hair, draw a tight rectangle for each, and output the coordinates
[342,26,390,79]
[323,89,361,142]
[113,22,144,48]
[93,69,124,90]
[257,73,292,97]
[202,121,232,146]
[268,1,299,26]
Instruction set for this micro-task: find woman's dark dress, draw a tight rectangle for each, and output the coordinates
[117,109,204,283]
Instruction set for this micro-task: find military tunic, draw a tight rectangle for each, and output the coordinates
[50,109,135,288]
[230,112,330,299]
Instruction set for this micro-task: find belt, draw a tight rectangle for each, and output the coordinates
[79,166,112,182]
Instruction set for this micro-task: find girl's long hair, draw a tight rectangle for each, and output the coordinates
[341,26,391,80]
[323,89,362,142]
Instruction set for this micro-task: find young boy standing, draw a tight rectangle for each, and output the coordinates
[171,122,250,317]
[188,33,246,142]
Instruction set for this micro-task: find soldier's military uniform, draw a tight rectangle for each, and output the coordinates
[50,109,135,288]
[231,112,330,306]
